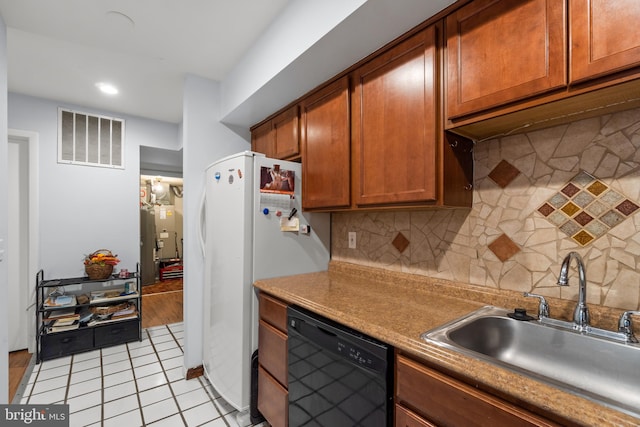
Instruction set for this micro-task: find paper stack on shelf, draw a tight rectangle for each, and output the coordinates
[46,307,77,320]
[48,317,80,333]
[88,302,138,326]
[44,294,77,308]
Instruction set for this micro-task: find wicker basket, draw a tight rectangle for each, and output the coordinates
[85,263,114,280]
[85,249,116,280]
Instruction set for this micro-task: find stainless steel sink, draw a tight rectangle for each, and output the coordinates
[422,306,640,418]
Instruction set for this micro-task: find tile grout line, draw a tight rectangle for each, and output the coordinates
[99,348,105,427]
[23,359,39,404]
[162,323,232,426]
[131,328,150,426]
[62,355,73,410]
[198,375,233,427]
[145,324,188,426]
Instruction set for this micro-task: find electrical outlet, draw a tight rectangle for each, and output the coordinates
[348,232,357,249]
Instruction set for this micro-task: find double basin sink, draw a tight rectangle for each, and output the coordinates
[422,306,640,418]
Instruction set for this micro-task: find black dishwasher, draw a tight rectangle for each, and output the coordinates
[287,305,393,427]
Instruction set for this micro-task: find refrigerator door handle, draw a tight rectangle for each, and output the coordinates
[198,190,206,257]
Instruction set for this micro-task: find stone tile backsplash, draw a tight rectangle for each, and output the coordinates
[332,107,640,311]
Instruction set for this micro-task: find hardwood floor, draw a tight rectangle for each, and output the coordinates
[8,287,184,402]
[142,290,184,328]
[8,349,31,403]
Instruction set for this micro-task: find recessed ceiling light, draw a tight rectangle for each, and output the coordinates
[95,82,119,95]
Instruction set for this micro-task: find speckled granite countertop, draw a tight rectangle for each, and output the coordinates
[253,261,640,427]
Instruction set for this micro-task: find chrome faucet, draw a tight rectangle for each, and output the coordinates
[618,311,640,343]
[557,252,590,331]
[523,292,549,318]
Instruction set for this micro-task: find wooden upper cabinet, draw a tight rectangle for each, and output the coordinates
[301,76,351,210]
[251,120,275,158]
[446,0,567,119]
[570,0,640,83]
[251,105,300,160]
[352,24,439,207]
[273,105,300,159]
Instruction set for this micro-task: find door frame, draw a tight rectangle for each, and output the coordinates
[8,129,39,353]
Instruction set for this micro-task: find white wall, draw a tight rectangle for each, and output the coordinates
[7,93,180,279]
[181,74,249,371]
[221,0,457,128]
[0,13,9,404]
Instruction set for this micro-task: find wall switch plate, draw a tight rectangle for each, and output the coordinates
[348,232,357,249]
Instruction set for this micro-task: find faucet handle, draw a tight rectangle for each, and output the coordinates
[523,292,550,318]
[618,311,640,343]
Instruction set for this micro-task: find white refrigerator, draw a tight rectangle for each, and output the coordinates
[202,151,330,413]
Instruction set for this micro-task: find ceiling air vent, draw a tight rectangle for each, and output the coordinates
[58,108,125,168]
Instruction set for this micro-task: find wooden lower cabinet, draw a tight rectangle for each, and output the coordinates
[258,319,287,386]
[396,404,437,427]
[257,292,289,427]
[396,355,560,427]
[258,365,288,427]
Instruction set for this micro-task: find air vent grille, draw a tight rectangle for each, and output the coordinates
[58,108,124,168]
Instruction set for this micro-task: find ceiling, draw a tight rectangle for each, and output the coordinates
[0,0,289,124]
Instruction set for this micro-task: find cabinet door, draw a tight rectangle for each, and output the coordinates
[570,0,640,83]
[352,24,438,207]
[396,355,559,427]
[251,121,275,158]
[258,366,288,427]
[396,404,437,427]
[301,76,351,210]
[258,320,288,387]
[273,105,300,159]
[258,292,288,333]
[446,0,566,119]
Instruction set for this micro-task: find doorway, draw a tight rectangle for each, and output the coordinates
[140,175,184,286]
[7,130,38,353]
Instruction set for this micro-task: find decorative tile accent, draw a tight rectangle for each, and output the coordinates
[538,203,554,216]
[574,212,593,226]
[573,230,594,245]
[488,234,520,262]
[392,232,410,253]
[573,192,594,208]
[616,200,640,216]
[600,210,624,227]
[561,183,580,198]
[548,193,568,208]
[488,160,520,188]
[561,202,580,217]
[538,171,640,246]
[587,181,608,196]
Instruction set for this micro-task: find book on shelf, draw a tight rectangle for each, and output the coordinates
[47,320,79,333]
[87,309,138,326]
[44,294,77,308]
[45,307,78,320]
[52,317,77,327]
[90,289,138,303]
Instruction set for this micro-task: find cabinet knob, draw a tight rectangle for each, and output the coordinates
[464,183,473,190]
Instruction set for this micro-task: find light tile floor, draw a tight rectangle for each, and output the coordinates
[15,323,268,427]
